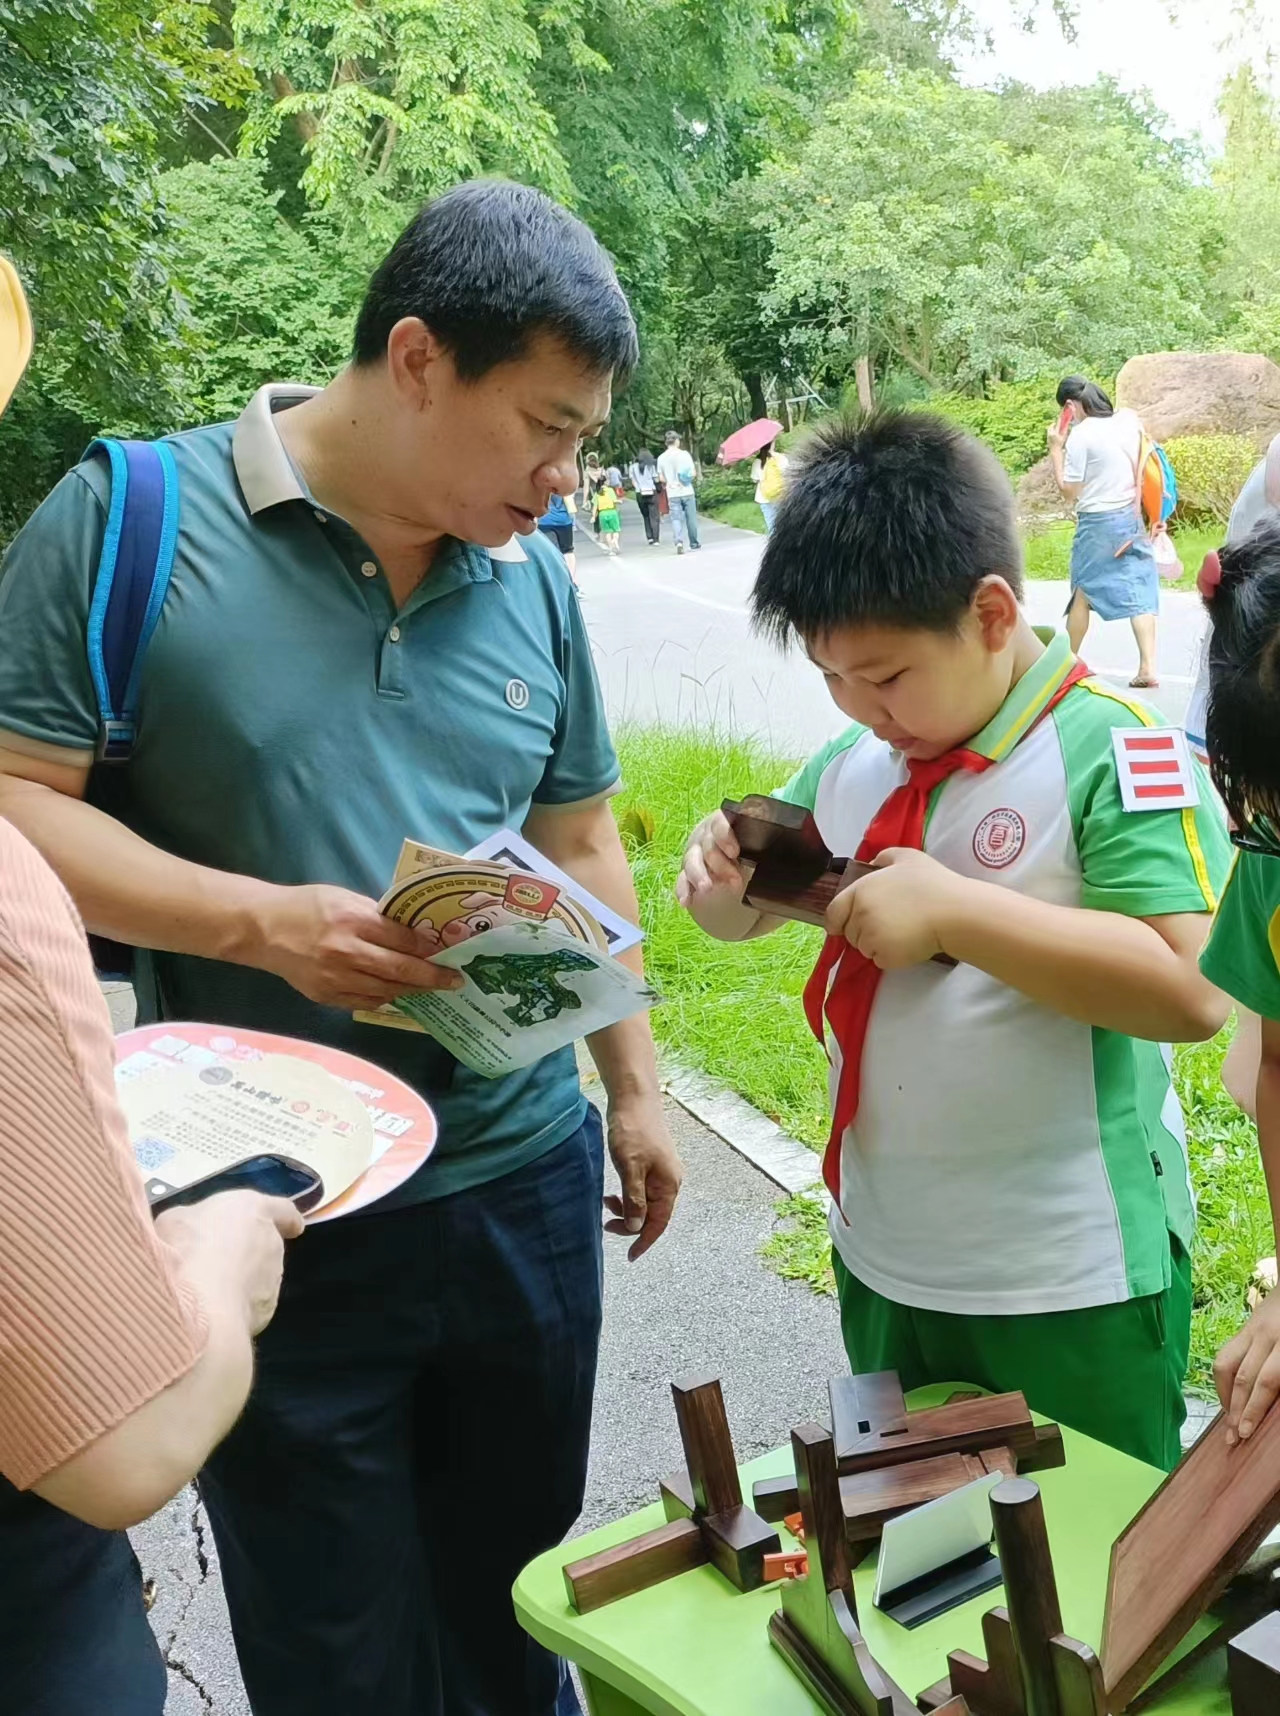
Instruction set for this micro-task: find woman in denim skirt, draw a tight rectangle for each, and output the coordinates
[1049,376,1161,688]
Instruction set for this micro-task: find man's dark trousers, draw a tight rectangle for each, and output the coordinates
[0,1479,166,1716]
[200,1109,605,1716]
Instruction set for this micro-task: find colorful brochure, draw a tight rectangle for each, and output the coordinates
[355,835,657,1075]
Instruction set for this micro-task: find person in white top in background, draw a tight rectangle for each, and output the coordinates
[657,429,701,554]
[1049,376,1160,689]
[628,449,660,544]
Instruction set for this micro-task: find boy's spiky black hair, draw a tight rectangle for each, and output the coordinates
[1206,518,1280,829]
[750,410,1023,645]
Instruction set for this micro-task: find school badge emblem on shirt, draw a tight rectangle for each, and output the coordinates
[1111,726,1199,812]
[973,807,1026,868]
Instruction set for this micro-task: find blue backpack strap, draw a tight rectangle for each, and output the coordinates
[86,437,180,763]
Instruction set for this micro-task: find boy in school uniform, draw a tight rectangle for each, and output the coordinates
[1196,520,1280,1448]
[679,412,1232,1470]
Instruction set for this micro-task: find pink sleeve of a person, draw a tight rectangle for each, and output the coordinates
[0,819,207,1491]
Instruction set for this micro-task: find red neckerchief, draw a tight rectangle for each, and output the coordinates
[803,659,1091,1204]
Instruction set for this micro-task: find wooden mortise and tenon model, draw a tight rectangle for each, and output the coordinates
[562,1375,780,1614]
[917,1478,1107,1716]
[752,1371,1066,1549]
[564,1366,1280,1716]
[769,1421,972,1716]
[721,796,957,968]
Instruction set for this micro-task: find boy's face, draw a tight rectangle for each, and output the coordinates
[804,580,1019,762]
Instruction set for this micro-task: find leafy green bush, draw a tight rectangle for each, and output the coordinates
[697,466,756,511]
[923,377,1092,478]
[1165,434,1258,526]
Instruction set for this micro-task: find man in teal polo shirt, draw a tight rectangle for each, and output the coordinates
[0,180,682,1716]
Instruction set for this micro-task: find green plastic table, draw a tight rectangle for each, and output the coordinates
[514,1386,1231,1716]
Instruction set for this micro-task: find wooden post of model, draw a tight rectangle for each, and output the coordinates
[769,1421,971,1716]
[562,1375,781,1613]
[920,1479,1105,1716]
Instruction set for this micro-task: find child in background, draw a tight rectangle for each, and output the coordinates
[678,411,1231,1470]
[1197,520,1280,1446]
[593,481,621,556]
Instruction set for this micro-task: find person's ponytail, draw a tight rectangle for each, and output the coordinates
[1056,375,1114,418]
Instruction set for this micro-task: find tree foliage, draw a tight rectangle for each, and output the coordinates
[1,0,193,421]
[758,68,1220,393]
[3,0,1280,531]
[233,0,578,247]
[1215,65,1280,360]
[161,158,357,422]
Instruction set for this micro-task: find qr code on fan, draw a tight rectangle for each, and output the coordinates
[133,1137,177,1171]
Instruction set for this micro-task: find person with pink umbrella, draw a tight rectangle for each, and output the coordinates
[719,416,787,532]
[751,437,790,533]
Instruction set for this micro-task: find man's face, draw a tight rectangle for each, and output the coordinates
[805,591,1015,762]
[389,325,613,546]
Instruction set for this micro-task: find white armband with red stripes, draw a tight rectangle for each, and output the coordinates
[1111,727,1200,812]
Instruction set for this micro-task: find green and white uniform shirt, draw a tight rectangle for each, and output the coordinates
[778,634,1231,1317]
[1201,849,1280,1019]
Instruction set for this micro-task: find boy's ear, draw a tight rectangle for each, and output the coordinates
[970,575,1021,653]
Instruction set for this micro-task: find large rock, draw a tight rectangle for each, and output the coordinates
[1116,352,1280,448]
[1016,455,1072,525]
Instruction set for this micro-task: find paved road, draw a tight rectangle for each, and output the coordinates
[574,503,1207,758]
[108,991,848,1711]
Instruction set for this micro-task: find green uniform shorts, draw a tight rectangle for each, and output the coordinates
[832,1241,1192,1471]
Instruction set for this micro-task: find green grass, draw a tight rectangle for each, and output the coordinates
[618,724,1272,1397]
[1175,1030,1273,1396]
[705,502,1223,587]
[1022,519,1221,593]
[761,1194,838,1297]
[614,727,829,1147]
[706,498,766,533]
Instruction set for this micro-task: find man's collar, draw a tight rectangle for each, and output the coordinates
[232,383,320,513]
[231,382,528,566]
[969,630,1078,763]
[488,538,529,562]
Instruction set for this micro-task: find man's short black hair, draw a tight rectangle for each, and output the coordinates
[353,179,638,382]
[1206,519,1280,828]
[751,410,1023,644]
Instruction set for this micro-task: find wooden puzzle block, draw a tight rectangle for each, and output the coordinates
[756,1452,997,1532]
[829,1371,909,1451]
[1228,1611,1280,1715]
[768,1421,929,1716]
[753,1375,1064,1552]
[563,1519,705,1614]
[722,794,865,927]
[702,1503,782,1593]
[563,1375,780,1614]
[834,1390,1048,1476]
[1101,1405,1280,1710]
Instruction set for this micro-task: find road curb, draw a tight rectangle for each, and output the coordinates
[661,1062,823,1196]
